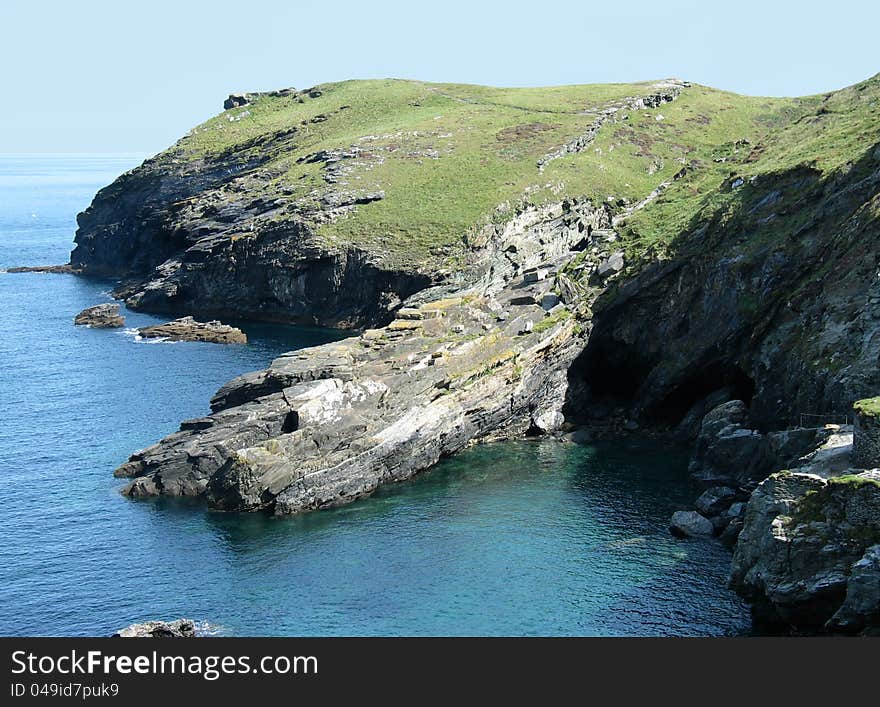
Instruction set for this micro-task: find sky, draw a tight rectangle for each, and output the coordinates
[1,0,877,153]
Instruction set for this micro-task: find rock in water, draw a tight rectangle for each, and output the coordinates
[113,619,196,638]
[669,510,714,538]
[7,263,79,274]
[74,303,125,328]
[137,316,247,344]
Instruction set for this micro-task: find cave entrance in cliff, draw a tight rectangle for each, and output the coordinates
[647,362,756,426]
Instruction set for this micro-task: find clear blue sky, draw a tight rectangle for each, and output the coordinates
[2,0,877,153]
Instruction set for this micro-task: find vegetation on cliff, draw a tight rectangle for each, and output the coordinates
[149,78,819,268]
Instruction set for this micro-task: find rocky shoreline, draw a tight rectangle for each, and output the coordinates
[113,199,609,512]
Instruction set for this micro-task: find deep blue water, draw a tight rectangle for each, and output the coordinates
[0,155,751,636]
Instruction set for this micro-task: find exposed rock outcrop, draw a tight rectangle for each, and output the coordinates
[113,619,196,638]
[137,316,247,344]
[729,411,880,634]
[730,467,880,634]
[568,143,880,431]
[74,303,125,328]
[113,200,613,514]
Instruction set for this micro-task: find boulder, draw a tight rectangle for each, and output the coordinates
[695,486,737,516]
[113,619,196,638]
[669,510,714,538]
[137,316,247,344]
[74,303,125,328]
[689,401,774,485]
[532,409,564,433]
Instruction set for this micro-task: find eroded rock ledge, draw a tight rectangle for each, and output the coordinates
[114,200,612,514]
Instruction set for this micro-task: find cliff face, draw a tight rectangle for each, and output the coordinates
[71,144,435,328]
[568,74,880,431]
[569,147,880,430]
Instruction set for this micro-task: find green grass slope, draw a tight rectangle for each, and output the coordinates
[158,75,876,269]
[619,73,880,263]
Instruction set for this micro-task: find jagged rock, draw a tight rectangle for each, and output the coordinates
[670,510,714,538]
[689,401,772,484]
[828,544,880,633]
[74,303,125,328]
[137,316,247,344]
[674,389,734,441]
[596,251,624,277]
[113,619,196,638]
[687,401,824,487]
[695,486,737,516]
[731,466,880,633]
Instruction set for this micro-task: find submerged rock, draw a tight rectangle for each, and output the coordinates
[113,619,196,638]
[137,316,247,344]
[74,303,125,328]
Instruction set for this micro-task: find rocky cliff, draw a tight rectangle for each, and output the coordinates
[65,74,880,633]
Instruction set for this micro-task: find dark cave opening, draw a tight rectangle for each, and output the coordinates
[568,333,756,428]
[646,362,756,426]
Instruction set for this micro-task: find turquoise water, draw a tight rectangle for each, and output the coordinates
[0,155,750,636]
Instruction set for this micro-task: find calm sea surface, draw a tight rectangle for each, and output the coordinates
[0,155,750,636]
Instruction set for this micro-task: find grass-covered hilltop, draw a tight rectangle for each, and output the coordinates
[70,74,878,327]
[65,72,880,635]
